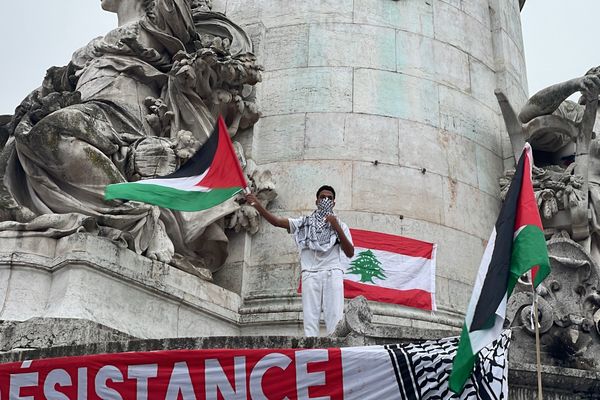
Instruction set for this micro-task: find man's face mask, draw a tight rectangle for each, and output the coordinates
[317,197,334,214]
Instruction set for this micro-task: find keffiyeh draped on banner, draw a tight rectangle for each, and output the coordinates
[0,331,510,399]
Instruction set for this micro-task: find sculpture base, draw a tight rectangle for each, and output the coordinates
[0,233,241,340]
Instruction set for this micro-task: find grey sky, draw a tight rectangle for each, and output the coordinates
[0,1,598,115]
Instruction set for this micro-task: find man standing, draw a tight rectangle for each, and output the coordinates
[246,185,354,336]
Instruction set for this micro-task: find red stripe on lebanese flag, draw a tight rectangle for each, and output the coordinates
[344,229,437,311]
[350,229,435,259]
[344,281,433,309]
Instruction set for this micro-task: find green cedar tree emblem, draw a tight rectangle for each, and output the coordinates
[348,249,387,284]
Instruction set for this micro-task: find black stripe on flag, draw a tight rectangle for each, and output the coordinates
[470,149,526,332]
[161,121,220,179]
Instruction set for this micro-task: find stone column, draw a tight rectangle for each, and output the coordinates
[218,0,528,335]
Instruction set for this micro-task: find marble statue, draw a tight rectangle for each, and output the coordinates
[0,0,272,275]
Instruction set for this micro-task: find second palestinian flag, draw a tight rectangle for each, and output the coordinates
[105,116,247,212]
[345,229,437,311]
[449,143,550,393]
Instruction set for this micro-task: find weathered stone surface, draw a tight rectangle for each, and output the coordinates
[308,23,396,71]
[433,0,494,68]
[248,213,299,266]
[395,33,471,94]
[262,160,353,212]
[469,57,501,112]
[439,85,502,154]
[0,234,242,339]
[442,178,500,239]
[353,0,434,37]
[494,29,527,88]
[444,132,479,188]
[332,296,373,337]
[263,24,309,70]
[305,113,399,165]
[259,68,353,116]
[461,0,492,29]
[0,318,132,352]
[252,114,305,164]
[352,162,444,223]
[490,0,525,53]
[446,279,474,314]
[398,120,448,177]
[226,0,353,29]
[476,144,504,196]
[353,69,439,126]
[242,261,300,299]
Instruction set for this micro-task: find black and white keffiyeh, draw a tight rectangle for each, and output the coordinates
[293,198,339,252]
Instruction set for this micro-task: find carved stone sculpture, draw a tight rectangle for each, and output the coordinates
[507,234,600,369]
[497,67,600,250]
[499,68,600,368]
[0,0,273,275]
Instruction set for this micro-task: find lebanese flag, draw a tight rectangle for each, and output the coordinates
[105,116,248,212]
[344,229,437,311]
[449,143,550,393]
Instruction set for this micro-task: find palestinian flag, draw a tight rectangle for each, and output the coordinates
[344,229,437,311]
[105,116,247,211]
[449,143,550,393]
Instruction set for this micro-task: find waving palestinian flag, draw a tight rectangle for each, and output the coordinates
[449,143,550,393]
[105,116,247,212]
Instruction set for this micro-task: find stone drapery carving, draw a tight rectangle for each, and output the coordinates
[0,0,274,275]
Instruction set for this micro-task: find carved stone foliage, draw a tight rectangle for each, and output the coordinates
[507,235,600,369]
[500,164,586,237]
[0,0,276,274]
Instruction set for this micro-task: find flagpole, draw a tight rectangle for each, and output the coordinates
[531,281,543,400]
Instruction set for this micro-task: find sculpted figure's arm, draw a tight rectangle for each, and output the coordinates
[519,74,600,124]
[246,193,290,230]
[325,215,354,258]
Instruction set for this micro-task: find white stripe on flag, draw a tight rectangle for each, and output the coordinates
[345,248,434,293]
[134,169,210,191]
[465,227,506,353]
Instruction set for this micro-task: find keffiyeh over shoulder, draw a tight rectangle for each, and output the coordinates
[292,198,339,252]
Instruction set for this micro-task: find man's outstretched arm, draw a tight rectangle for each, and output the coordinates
[246,193,290,230]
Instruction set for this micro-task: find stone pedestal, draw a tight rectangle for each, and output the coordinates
[0,234,241,340]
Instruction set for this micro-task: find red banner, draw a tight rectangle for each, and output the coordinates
[1,348,345,400]
[0,336,510,399]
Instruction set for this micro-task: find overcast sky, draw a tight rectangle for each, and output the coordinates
[0,0,598,115]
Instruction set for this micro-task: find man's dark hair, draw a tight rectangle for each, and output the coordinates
[316,185,336,199]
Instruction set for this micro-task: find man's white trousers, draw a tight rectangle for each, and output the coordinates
[301,269,344,337]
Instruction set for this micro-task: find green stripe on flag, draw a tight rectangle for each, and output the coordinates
[105,183,242,212]
[508,224,550,295]
[449,324,475,393]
